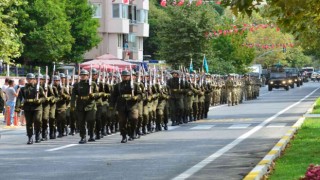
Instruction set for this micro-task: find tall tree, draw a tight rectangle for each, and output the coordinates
[17,0,74,65]
[157,4,218,69]
[63,0,100,63]
[0,0,25,63]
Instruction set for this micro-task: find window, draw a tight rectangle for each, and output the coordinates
[122,5,128,19]
[139,38,143,50]
[137,10,148,23]
[113,4,120,18]
[129,5,137,24]
[128,33,137,51]
[118,34,123,48]
[92,3,102,18]
[113,4,128,19]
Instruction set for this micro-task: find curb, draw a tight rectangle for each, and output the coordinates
[243,102,316,180]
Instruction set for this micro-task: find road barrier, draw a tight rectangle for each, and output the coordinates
[6,106,10,126]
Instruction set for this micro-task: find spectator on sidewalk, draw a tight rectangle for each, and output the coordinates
[2,78,9,122]
[6,79,19,126]
[15,78,26,125]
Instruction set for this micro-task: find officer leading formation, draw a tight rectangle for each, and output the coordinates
[15,66,261,144]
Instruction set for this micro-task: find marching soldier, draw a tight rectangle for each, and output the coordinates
[71,69,98,144]
[53,75,70,137]
[204,74,213,118]
[167,70,184,125]
[111,70,142,143]
[16,73,46,144]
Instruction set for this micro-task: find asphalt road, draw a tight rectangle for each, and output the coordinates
[0,82,319,180]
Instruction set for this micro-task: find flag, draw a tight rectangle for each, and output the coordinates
[196,0,202,6]
[177,0,184,6]
[160,0,167,7]
[123,0,129,4]
[189,58,193,73]
[202,55,209,73]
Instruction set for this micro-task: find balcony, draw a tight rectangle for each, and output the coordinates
[106,18,130,34]
[134,0,149,10]
[136,23,149,37]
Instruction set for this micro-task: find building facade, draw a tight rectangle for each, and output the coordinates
[85,0,149,61]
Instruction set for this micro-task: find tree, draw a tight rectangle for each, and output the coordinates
[17,0,74,65]
[63,0,100,63]
[157,4,218,69]
[0,0,25,63]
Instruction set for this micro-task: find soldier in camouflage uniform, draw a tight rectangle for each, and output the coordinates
[204,74,213,118]
[53,75,70,138]
[167,70,184,126]
[111,70,142,143]
[16,73,46,144]
[71,69,98,144]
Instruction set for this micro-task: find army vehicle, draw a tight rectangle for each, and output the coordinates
[284,67,303,87]
[268,72,290,91]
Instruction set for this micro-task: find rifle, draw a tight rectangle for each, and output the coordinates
[89,64,92,94]
[130,64,134,97]
[51,62,55,88]
[137,64,141,84]
[160,66,164,88]
[71,67,75,87]
[110,67,114,85]
[45,66,48,97]
[36,67,41,100]
[66,70,69,94]
[117,67,122,82]
[102,65,106,90]
[97,64,101,85]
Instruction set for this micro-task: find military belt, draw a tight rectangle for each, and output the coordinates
[80,96,90,100]
[121,94,132,98]
[25,99,36,103]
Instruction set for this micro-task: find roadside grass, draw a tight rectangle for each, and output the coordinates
[268,99,320,180]
[311,98,320,114]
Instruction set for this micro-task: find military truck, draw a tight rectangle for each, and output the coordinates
[268,72,290,91]
[284,67,303,88]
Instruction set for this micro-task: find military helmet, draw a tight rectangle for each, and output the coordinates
[108,72,113,77]
[36,74,43,79]
[53,75,60,81]
[41,75,50,80]
[170,70,179,74]
[26,73,35,79]
[92,68,99,75]
[60,73,66,78]
[80,69,89,75]
[121,70,130,76]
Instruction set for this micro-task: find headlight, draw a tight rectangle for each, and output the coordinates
[270,81,274,84]
[288,80,292,83]
[282,81,286,84]
[294,79,297,81]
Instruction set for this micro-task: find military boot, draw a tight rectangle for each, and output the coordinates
[121,135,127,143]
[95,132,101,140]
[101,127,107,136]
[57,128,63,138]
[88,131,95,142]
[64,126,68,136]
[79,136,87,144]
[156,123,162,132]
[164,124,168,130]
[142,126,147,135]
[35,132,41,143]
[106,126,111,135]
[27,136,33,145]
[41,130,48,141]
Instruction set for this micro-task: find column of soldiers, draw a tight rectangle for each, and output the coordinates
[15,67,261,145]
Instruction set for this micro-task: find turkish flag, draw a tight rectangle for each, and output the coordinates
[177,0,184,6]
[196,0,202,6]
[123,0,129,4]
[160,0,167,7]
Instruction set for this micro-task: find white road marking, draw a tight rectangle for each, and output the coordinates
[209,104,227,110]
[228,124,251,129]
[266,123,287,128]
[168,126,180,131]
[46,144,79,152]
[190,125,215,130]
[172,87,320,180]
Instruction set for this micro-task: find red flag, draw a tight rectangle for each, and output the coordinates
[216,1,221,4]
[177,0,184,6]
[160,0,167,7]
[123,0,129,4]
[196,0,202,6]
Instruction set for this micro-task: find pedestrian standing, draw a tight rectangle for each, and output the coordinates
[6,79,19,126]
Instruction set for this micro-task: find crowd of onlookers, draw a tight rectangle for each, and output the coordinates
[1,77,26,126]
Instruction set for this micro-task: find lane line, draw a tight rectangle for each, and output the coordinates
[209,104,227,110]
[190,125,215,130]
[266,123,287,128]
[172,87,320,180]
[228,124,251,129]
[46,144,79,152]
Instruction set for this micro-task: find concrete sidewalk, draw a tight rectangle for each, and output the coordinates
[0,113,25,130]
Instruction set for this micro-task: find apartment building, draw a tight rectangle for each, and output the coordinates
[85,0,149,61]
